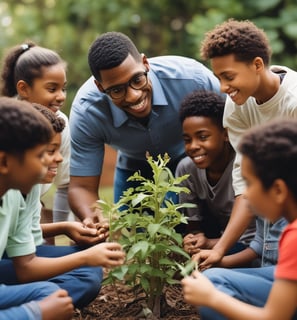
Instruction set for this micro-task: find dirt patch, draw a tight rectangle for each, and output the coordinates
[72,281,200,320]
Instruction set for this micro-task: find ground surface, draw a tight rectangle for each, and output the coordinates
[72,281,200,320]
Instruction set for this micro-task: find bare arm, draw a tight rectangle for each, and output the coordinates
[41,221,107,246]
[219,247,258,268]
[13,242,125,282]
[182,272,297,320]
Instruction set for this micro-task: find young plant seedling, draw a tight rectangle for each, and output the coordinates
[97,153,196,318]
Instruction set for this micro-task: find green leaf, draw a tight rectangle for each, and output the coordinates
[177,259,197,277]
[131,193,149,207]
[127,240,150,260]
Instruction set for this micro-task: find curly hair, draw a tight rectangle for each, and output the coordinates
[200,19,271,65]
[88,32,142,81]
[0,97,53,157]
[179,90,226,129]
[239,119,297,199]
[31,103,65,133]
[0,41,66,97]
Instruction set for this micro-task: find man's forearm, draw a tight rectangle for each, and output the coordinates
[68,188,98,222]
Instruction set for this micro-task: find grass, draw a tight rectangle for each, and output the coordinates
[41,186,114,210]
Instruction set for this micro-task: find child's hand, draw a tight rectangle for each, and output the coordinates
[39,289,74,320]
[192,249,223,271]
[85,242,125,268]
[64,221,105,245]
[181,270,215,306]
[183,233,210,254]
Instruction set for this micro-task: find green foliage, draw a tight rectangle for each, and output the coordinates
[98,153,195,314]
[186,0,297,69]
[1,0,297,116]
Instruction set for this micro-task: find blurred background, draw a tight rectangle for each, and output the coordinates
[1,0,297,201]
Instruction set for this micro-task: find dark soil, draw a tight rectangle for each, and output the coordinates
[72,281,200,320]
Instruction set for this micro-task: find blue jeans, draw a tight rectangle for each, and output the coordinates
[0,245,103,309]
[199,266,275,320]
[0,282,60,320]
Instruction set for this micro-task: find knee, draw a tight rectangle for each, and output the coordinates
[203,268,226,282]
[89,267,103,284]
[199,306,225,320]
[82,267,103,292]
[34,281,61,297]
[75,267,103,309]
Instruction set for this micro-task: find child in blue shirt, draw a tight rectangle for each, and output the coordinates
[0,97,73,319]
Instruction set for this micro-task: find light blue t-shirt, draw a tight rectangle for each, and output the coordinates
[25,184,43,246]
[69,55,220,176]
[0,189,35,258]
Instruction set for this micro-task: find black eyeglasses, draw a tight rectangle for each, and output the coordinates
[103,71,148,99]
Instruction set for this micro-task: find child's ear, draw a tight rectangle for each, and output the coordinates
[223,129,229,142]
[16,80,30,99]
[0,152,9,174]
[272,178,288,205]
[254,57,264,72]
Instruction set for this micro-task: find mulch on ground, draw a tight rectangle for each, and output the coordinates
[72,282,200,320]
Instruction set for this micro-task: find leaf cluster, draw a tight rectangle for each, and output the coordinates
[98,154,196,303]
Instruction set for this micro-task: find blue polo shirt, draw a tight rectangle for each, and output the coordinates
[69,55,220,176]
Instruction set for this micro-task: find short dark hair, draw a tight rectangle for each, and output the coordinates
[0,41,66,97]
[200,19,271,65]
[179,90,226,129]
[0,97,53,157]
[88,31,141,81]
[239,119,297,199]
[31,103,65,134]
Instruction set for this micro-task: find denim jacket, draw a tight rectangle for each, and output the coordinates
[249,217,288,266]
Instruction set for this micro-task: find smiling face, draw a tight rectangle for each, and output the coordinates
[17,64,67,113]
[41,132,63,184]
[211,54,262,105]
[95,54,152,118]
[182,116,229,171]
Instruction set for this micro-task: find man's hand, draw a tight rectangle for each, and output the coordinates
[82,205,110,243]
[82,217,109,243]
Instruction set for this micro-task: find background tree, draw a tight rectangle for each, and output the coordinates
[1,0,297,115]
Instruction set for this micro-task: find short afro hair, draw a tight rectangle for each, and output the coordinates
[88,32,141,81]
[179,90,226,129]
[200,19,271,65]
[0,97,53,157]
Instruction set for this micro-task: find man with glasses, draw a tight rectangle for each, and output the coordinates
[68,31,220,233]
